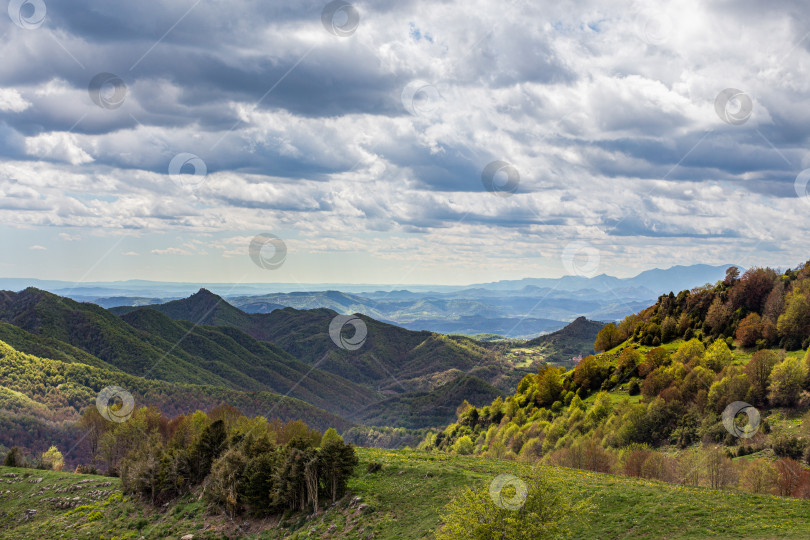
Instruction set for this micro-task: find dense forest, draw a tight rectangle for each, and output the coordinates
[423,261,810,498]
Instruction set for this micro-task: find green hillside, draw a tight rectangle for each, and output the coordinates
[3,448,810,539]
[0,340,354,466]
[520,316,605,366]
[110,290,530,427]
[426,260,810,507]
[0,289,376,418]
[112,290,518,390]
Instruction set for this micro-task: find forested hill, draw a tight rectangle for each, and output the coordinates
[524,316,604,362]
[0,288,375,417]
[427,259,810,501]
[0,287,523,429]
[593,262,810,352]
[112,289,526,405]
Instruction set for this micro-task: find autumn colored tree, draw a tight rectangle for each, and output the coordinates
[705,298,732,336]
[594,323,622,352]
[639,347,669,377]
[738,459,777,494]
[735,313,763,348]
[729,267,777,313]
[745,350,779,405]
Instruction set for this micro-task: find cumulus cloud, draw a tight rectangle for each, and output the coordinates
[0,89,30,112]
[0,0,808,280]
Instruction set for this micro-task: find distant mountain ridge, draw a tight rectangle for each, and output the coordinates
[0,264,739,338]
[468,264,741,292]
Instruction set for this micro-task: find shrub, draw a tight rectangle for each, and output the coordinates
[2,447,25,468]
[75,464,99,475]
[437,467,586,539]
[772,435,807,460]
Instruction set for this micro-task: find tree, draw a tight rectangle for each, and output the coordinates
[77,406,109,462]
[320,428,343,447]
[705,298,732,335]
[452,436,474,455]
[744,350,779,405]
[573,355,610,392]
[768,357,807,406]
[437,468,583,540]
[778,292,810,350]
[661,316,677,343]
[707,368,750,413]
[735,313,763,348]
[638,347,669,377]
[724,266,740,285]
[2,446,25,468]
[738,459,776,494]
[535,366,564,407]
[319,438,359,504]
[729,268,777,313]
[616,348,642,378]
[763,280,786,322]
[672,339,705,365]
[594,323,622,352]
[190,419,227,484]
[40,446,64,472]
[705,447,736,489]
[704,339,733,372]
[207,445,249,517]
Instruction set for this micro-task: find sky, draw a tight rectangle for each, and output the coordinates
[1,0,810,286]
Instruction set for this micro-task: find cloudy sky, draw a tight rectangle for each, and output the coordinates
[1,0,810,285]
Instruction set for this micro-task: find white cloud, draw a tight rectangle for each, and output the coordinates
[151,247,193,255]
[0,88,30,112]
[28,245,46,250]
[0,0,807,281]
[24,133,94,165]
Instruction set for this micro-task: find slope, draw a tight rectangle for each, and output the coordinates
[0,289,376,417]
[3,448,810,539]
[111,291,524,396]
[0,339,354,466]
[523,316,605,364]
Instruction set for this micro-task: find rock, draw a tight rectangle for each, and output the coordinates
[180,535,194,540]
[358,504,369,513]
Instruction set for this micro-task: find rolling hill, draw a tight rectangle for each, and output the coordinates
[0,339,355,467]
[0,288,375,417]
[522,316,605,364]
[111,289,527,401]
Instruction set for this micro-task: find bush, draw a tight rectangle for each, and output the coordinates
[366,462,382,473]
[75,464,99,475]
[437,467,586,539]
[2,447,25,468]
[627,379,640,396]
[772,435,807,460]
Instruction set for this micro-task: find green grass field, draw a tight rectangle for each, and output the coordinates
[3,448,810,539]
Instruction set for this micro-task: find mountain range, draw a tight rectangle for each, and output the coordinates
[0,263,738,338]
